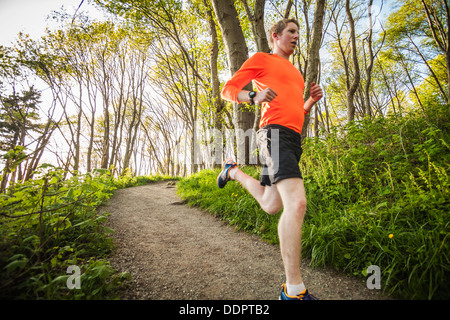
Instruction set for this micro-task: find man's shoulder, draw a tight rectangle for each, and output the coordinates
[245,52,277,67]
[250,52,273,60]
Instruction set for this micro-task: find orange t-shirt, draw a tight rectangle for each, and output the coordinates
[221,52,308,135]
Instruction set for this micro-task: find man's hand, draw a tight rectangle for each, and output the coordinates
[254,87,277,105]
[304,82,323,114]
[310,82,323,102]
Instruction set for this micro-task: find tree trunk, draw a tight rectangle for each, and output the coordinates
[204,0,224,168]
[441,0,449,104]
[241,0,270,54]
[363,0,374,119]
[99,51,111,169]
[100,102,110,169]
[241,0,270,164]
[86,105,95,173]
[73,82,82,173]
[345,0,360,122]
[301,0,326,140]
[421,0,450,104]
[284,0,294,18]
[211,0,253,165]
[122,64,144,175]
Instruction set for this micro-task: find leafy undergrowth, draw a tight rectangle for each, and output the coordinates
[177,103,450,300]
[0,165,176,299]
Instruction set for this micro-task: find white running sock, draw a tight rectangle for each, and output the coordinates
[287,283,306,296]
[229,167,238,180]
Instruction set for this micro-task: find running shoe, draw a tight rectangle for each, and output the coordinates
[280,284,318,300]
[217,159,237,188]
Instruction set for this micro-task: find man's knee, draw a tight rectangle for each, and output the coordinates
[298,198,307,212]
[286,198,307,218]
[276,178,307,218]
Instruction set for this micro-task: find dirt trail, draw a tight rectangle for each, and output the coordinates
[103,181,387,300]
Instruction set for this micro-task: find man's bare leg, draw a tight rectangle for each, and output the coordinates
[275,177,307,287]
[229,167,307,295]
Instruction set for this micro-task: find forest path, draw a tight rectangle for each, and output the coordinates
[103,181,387,300]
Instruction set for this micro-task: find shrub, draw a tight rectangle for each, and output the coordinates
[0,165,129,299]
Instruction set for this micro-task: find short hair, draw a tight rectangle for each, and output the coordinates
[268,18,300,48]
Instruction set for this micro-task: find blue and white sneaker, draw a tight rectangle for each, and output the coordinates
[216,159,237,188]
[280,284,318,300]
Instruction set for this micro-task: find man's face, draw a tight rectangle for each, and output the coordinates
[273,22,299,56]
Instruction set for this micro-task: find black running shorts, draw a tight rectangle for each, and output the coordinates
[257,124,303,186]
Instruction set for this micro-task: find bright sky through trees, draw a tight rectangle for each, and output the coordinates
[0,0,104,46]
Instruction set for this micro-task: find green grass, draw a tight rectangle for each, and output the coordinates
[177,103,450,300]
[113,168,179,189]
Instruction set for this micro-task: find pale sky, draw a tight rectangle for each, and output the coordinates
[0,0,104,46]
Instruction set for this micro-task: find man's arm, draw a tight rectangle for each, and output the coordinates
[304,82,323,114]
[221,54,264,103]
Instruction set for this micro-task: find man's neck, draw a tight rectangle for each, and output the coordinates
[272,47,291,61]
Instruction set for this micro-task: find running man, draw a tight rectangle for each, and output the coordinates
[217,18,323,300]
